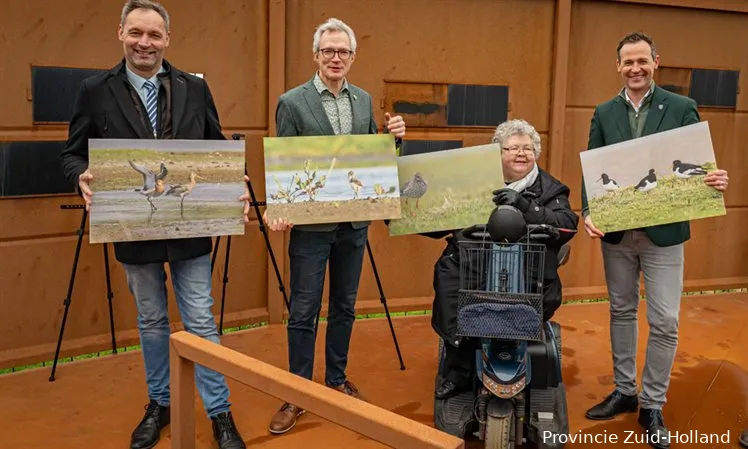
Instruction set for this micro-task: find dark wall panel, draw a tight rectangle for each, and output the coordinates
[0,141,74,197]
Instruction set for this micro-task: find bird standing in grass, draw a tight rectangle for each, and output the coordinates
[672,160,707,180]
[635,169,657,192]
[596,173,620,195]
[348,170,364,199]
[401,172,428,215]
[129,160,169,212]
[165,171,205,219]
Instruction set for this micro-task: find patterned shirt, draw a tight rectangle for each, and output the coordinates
[313,72,353,135]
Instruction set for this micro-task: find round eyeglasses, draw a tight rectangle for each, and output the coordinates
[319,48,353,60]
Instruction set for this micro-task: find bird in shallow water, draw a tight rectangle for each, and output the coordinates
[129,160,168,212]
[348,170,364,199]
[165,171,205,219]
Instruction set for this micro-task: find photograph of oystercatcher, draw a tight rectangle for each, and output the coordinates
[580,121,725,233]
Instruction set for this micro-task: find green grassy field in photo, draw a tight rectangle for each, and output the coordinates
[264,134,397,171]
[589,174,726,233]
[89,148,245,191]
[389,145,502,236]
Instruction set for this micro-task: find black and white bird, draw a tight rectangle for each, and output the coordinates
[673,159,707,178]
[596,173,620,193]
[635,169,657,192]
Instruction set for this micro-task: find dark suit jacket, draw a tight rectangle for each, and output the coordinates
[581,85,700,247]
[275,75,379,232]
[60,59,225,264]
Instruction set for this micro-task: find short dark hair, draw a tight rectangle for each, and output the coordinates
[120,0,170,32]
[616,32,657,60]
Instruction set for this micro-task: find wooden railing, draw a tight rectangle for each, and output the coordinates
[169,331,465,449]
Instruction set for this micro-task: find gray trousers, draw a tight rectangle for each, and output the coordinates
[601,230,684,410]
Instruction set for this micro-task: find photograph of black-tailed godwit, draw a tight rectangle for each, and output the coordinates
[87,138,246,244]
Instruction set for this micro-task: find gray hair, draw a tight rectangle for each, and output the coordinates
[312,18,357,53]
[121,0,170,32]
[491,119,542,158]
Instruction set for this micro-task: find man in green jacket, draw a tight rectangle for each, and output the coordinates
[262,17,406,436]
[581,32,729,449]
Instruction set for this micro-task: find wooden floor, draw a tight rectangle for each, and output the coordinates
[1,293,747,449]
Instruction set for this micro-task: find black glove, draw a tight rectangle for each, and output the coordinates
[492,188,531,213]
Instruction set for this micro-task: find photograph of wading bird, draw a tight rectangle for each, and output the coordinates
[400,172,428,215]
[348,170,364,199]
[165,171,205,219]
[635,168,658,192]
[673,159,708,179]
[128,160,169,211]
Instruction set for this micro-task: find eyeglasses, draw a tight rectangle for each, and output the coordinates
[502,146,534,155]
[319,48,353,60]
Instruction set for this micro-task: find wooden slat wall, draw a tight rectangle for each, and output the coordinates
[0,0,746,369]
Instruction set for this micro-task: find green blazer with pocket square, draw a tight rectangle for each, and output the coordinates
[274,75,380,232]
[581,85,701,247]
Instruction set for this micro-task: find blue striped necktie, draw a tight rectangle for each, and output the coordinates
[143,80,158,137]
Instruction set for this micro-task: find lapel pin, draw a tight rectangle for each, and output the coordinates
[353,94,357,101]
[658,104,663,110]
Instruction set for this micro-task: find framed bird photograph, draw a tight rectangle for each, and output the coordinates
[262,134,401,225]
[87,139,246,244]
[580,121,726,234]
[387,142,503,237]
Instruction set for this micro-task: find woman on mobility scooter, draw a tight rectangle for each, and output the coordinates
[425,119,579,445]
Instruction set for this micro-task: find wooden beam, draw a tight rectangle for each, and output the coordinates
[603,0,748,14]
[266,0,288,324]
[170,331,464,449]
[170,337,196,449]
[548,0,572,176]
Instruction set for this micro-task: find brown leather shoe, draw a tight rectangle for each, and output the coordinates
[268,403,305,435]
[329,380,367,402]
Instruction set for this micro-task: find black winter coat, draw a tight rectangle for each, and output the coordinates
[428,168,579,348]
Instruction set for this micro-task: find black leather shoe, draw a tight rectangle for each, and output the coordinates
[638,408,670,449]
[435,380,465,399]
[739,429,748,448]
[212,411,246,449]
[130,400,170,449]
[585,390,638,420]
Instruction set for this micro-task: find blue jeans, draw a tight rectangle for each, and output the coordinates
[288,224,368,387]
[122,253,231,418]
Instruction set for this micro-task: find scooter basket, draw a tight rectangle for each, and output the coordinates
[456,241,546,341]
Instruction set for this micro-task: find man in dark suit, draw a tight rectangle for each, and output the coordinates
[581,32,729,448]
[60,2,247,448]
[263,17,406,435]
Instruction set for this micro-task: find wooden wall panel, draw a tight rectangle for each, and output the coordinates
[567,0,748,111]
[285,0,556,131]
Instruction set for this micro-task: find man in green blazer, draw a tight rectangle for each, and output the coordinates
[581,32,729,449]
[263,17,406,435]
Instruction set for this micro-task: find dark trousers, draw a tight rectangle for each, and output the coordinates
[287,223,368,387]
[444,339,480,388]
